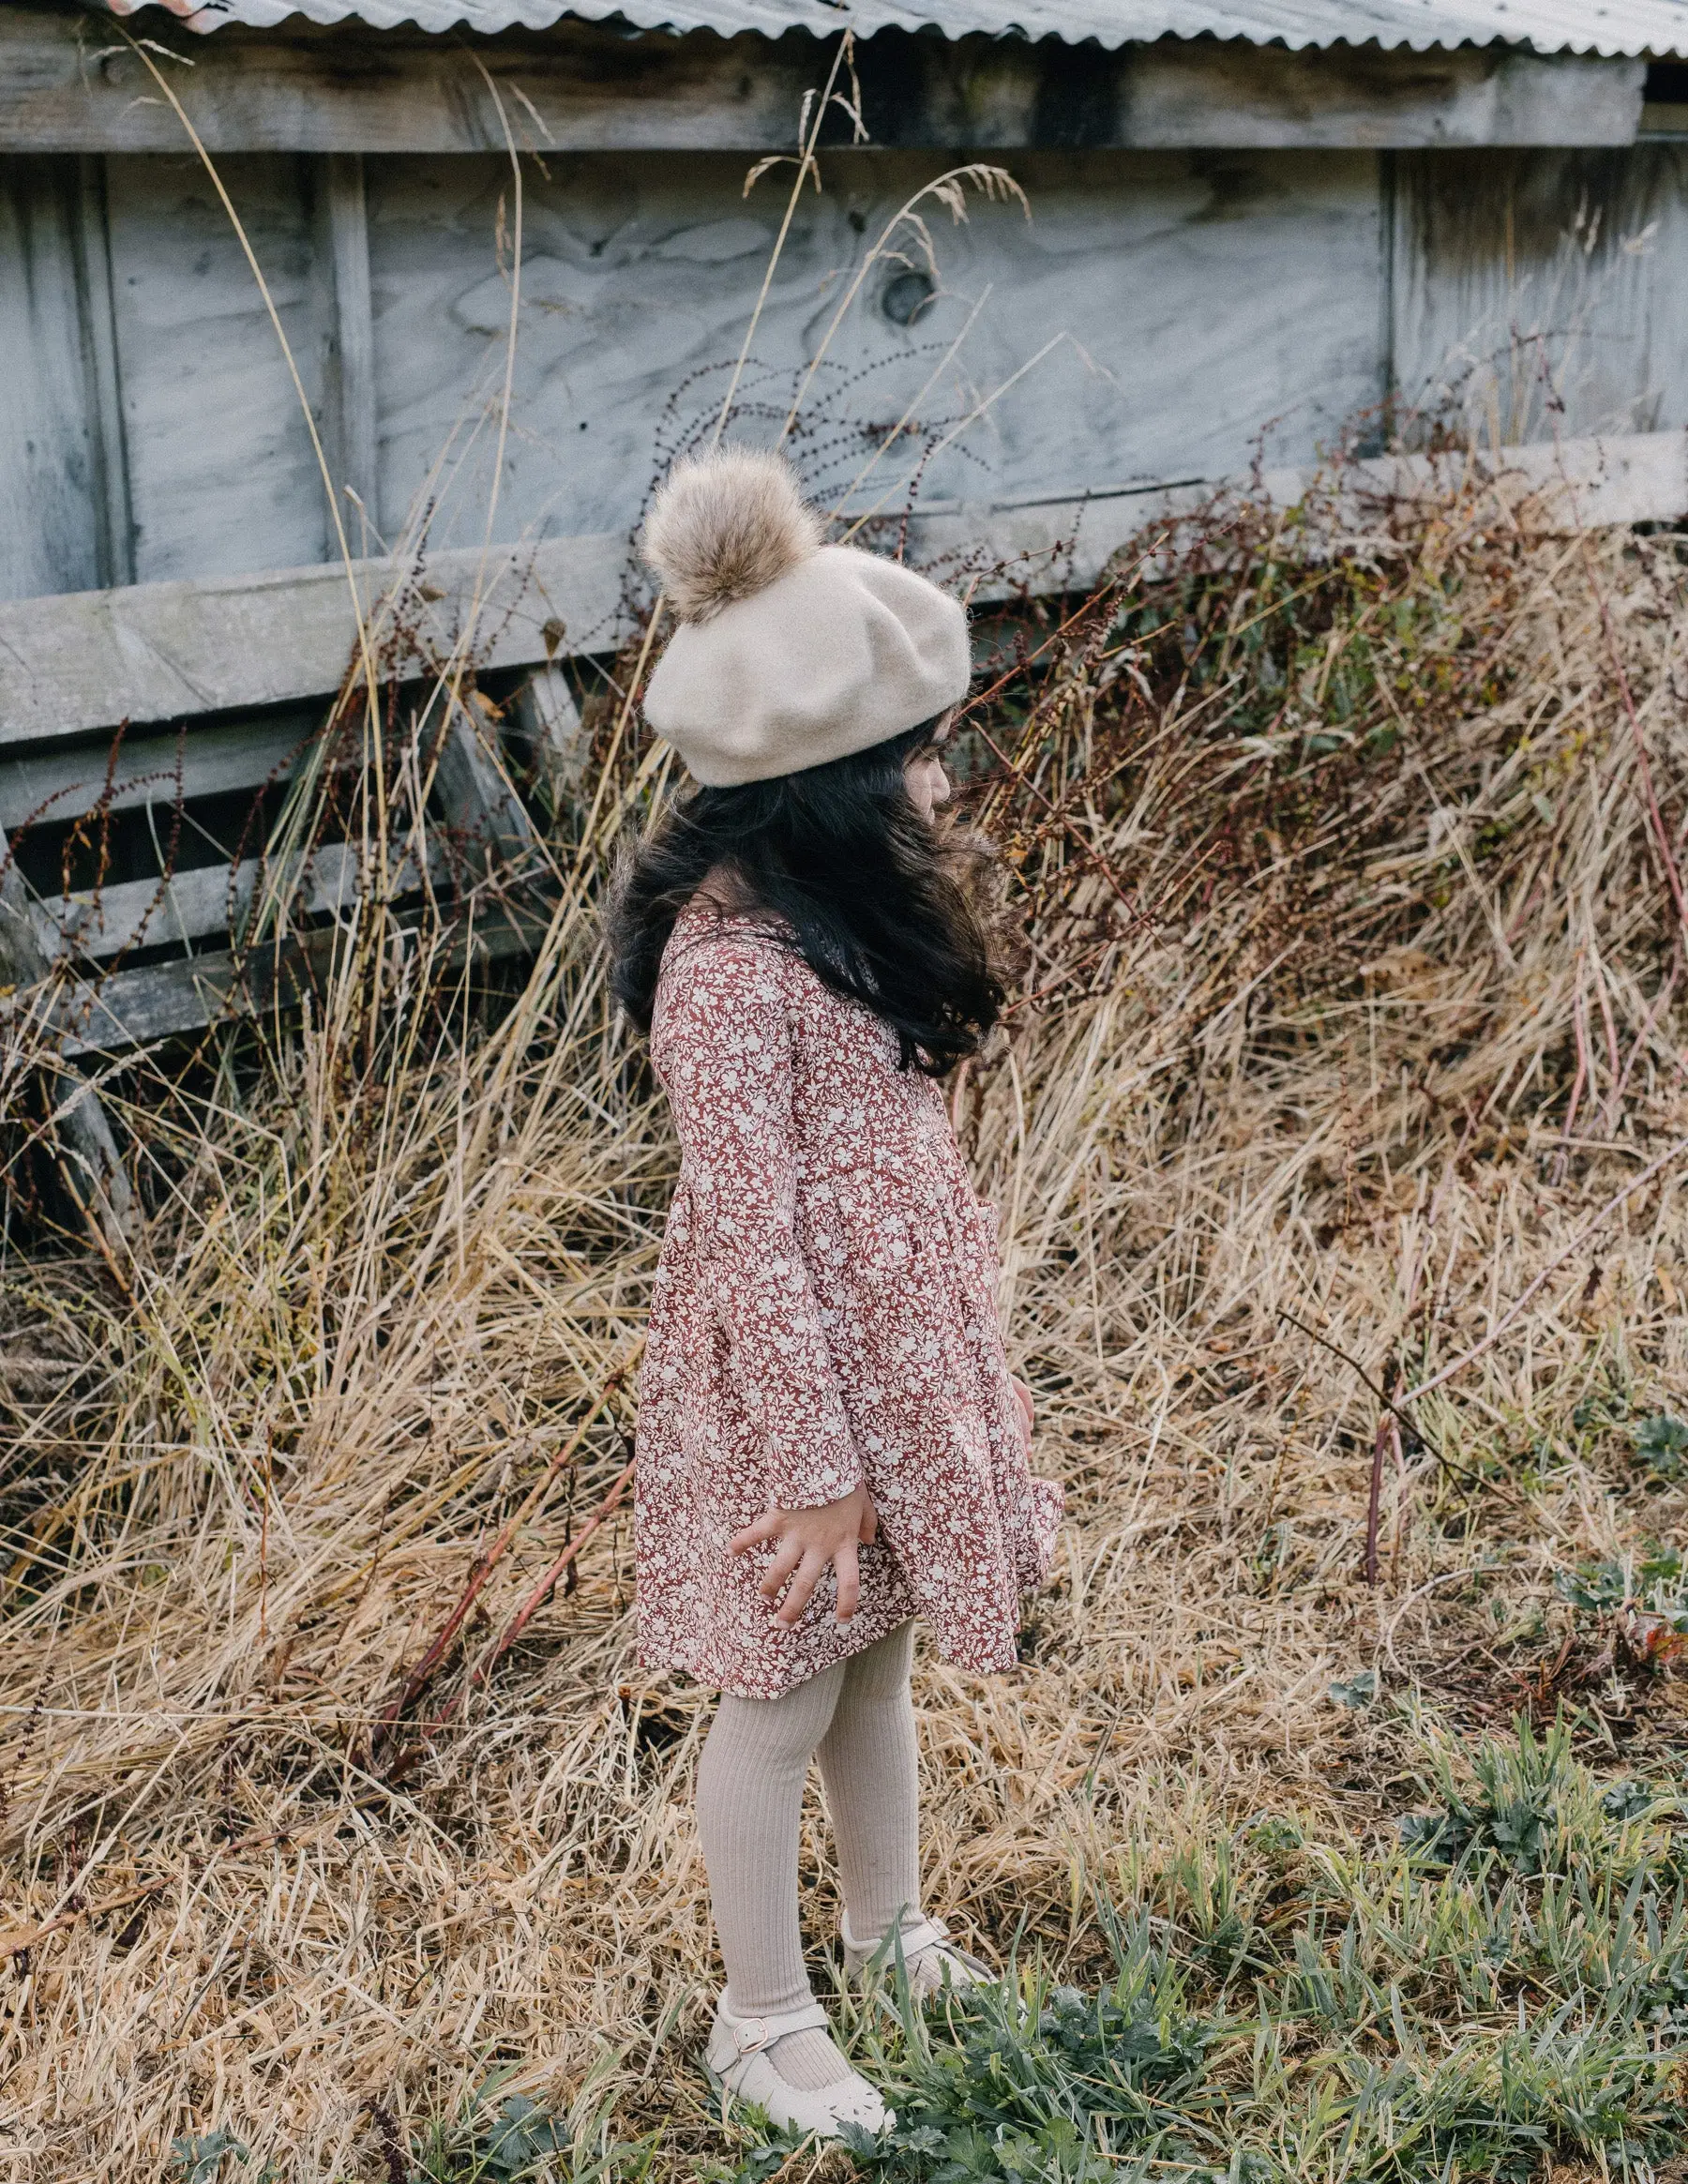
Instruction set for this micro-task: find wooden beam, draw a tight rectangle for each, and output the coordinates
[2,821,134,1238]
[0,154,104,599]
[0,528,630,747]
[0,712,315,831]
[900,429,1688,595]
[1,13,820,153]
[30,895,550,1056]
[0,10,1647,155]
[1115,45,1642,152]
[3,430,1682,756]
[72,154,133,588]
[27,836,433,960]
[909,430,1688,597]
[36,930,318,1054]
[430,696,544,879]
[313,151,377,536]
[510,662,587,805]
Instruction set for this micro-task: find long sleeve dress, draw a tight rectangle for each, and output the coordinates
[633,903,1063,1700]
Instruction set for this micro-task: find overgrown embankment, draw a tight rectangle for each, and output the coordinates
[3,463,1688,2182]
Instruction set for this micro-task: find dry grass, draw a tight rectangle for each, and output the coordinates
[4,461,1688,2182]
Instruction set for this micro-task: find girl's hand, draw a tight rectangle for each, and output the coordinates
[1011,1378,1034,1446]
[730,1484,879,1628]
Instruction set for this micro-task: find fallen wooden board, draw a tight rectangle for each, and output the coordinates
[29,837,438,961]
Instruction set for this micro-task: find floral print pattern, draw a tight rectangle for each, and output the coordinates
[635,905,1063,1698]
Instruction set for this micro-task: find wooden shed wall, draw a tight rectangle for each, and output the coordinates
[1391,147,1688,443]
[8,140,1688,616]
[7,39,1688,1064]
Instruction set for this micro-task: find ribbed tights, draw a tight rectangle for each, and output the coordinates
[696,1622,920,2090]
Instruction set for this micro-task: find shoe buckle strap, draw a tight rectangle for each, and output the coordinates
[728,1998,828,2055]
[843,1912,951,1956]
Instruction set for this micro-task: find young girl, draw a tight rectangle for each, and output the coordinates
[610,448,1063,2139]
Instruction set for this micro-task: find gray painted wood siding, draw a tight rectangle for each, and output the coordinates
[6,139,1688,611]
[1390,145,1688,443]
[0,157,102,598]
[105,152,331,583]
[4,147,1388,603]
[378,147,1372,551]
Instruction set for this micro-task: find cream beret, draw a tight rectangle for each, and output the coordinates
[640,447,971,789]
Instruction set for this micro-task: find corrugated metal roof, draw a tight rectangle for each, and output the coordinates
[106,0,1688,54]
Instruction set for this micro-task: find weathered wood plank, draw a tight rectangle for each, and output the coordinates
[27,836,431,960]
[368,148,1384,566]
[313,151,378,532]
[0,531,628,747]
[1391,145,1688,445]
[0,11,1646,154]
[0,713,315,831]
[0,156,103,601]
[4,429,1681,766]
[510,662,587,801]
[430,698,544,876]
[22,137,1683,616]
[18,140,1383,604]
[105,150,330,583]
[75,156,133,588]
[2,821,134,1238]
[34,895,550,1056]
[1117,49,1642,153]
[900,429,1688,590]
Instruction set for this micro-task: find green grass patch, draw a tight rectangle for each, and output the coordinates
[710,1721,1688,2184]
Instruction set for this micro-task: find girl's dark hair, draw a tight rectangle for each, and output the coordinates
[607,718,1006,1075]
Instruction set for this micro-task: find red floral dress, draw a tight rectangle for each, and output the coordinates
[634,905,1063,1698]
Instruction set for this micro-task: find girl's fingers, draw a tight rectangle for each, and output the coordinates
[834,1538,860,1624]
[776,1550,826,1626]
[858,1498,878,1544]
[757,1536,806,1599]
[729,1513,781,1556]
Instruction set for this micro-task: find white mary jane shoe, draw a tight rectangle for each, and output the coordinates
[840,1911,997,1999]
[704,1994,892,2140]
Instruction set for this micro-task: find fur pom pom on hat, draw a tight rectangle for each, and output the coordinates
[642,446,823,625]
[641,446,971,787]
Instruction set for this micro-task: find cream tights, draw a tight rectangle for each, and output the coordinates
[696,1621,920,2090]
